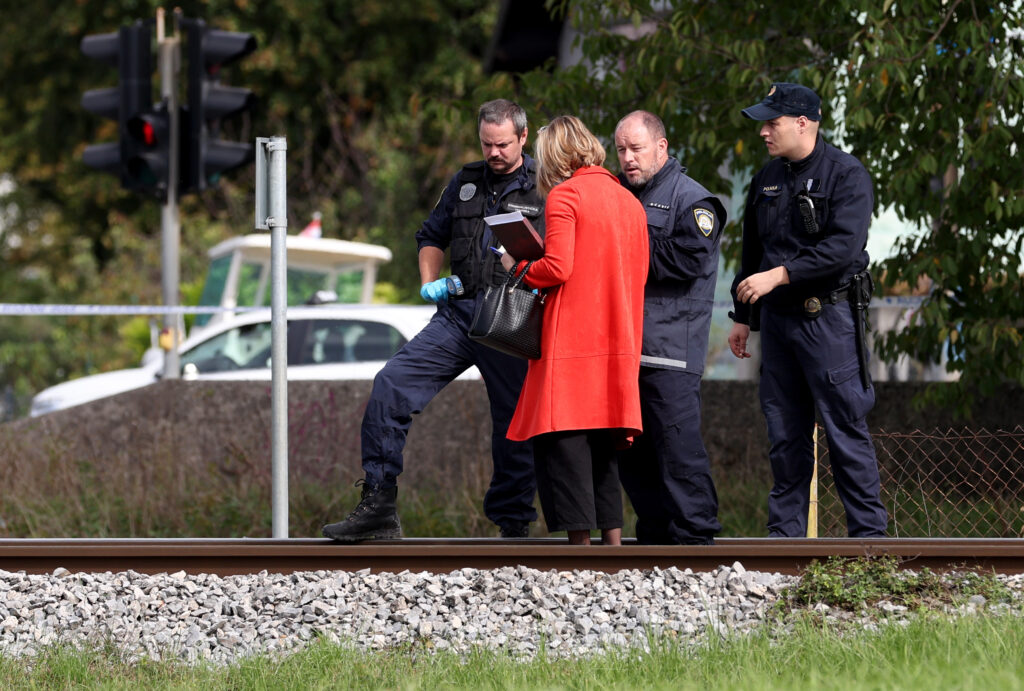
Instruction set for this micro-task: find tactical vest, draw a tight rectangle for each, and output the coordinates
[449,160,545,296]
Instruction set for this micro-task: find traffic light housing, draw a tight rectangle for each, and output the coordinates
[182,18,257,193]
[124,104,172,194]
[80,20,170,196]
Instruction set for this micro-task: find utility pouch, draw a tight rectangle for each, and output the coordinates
[852,270,874,306]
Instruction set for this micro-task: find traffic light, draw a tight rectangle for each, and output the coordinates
[181,18,257,193]
[80,20,169,195]
[124,104,172,195]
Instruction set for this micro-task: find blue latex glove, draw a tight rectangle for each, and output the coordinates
[420,278,450,304]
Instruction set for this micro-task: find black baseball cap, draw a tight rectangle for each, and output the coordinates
[742,83,822,121]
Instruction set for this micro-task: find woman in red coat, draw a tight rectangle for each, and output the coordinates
[504,115,649,545]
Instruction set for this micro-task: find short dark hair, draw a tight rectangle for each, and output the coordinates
[615,110,667,142]
[478,99,528,136]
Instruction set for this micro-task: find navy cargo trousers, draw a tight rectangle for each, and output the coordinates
[359,299,537,528]
[759,303,888,537]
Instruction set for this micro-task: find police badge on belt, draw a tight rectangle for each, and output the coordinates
[803,296,822,318]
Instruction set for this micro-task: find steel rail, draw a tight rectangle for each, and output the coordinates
[0,538,1023,576]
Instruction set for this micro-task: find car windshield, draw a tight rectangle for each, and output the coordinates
[194,259,369,330]
[180,318,408,374]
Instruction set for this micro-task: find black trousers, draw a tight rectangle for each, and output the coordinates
[533,429,622,533]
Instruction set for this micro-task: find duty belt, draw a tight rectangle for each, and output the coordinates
[802,285,851,318]
[802,271,874,390]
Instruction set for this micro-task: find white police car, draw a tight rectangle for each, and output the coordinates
[29,304,479,416]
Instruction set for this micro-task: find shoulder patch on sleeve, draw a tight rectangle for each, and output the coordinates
[693,208,715,236]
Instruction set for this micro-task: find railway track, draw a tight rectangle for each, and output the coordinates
[1,537,1023,576]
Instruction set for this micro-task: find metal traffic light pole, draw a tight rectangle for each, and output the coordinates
[256,136,289,539]
[157,9,180,379]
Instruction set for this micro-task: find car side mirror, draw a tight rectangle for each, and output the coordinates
[182,362,200,381]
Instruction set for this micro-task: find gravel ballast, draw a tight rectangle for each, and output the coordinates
[0,564,1020,665]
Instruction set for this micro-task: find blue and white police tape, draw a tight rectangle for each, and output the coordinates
[0,297,926,317]
[0,304,265,316]
[709,297,925,310]
[868,296,929,307]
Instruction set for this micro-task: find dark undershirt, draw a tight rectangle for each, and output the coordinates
[484,167,518,209]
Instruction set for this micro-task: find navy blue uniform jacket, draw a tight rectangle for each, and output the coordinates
[731,137,874,328]
[621,158,725,377]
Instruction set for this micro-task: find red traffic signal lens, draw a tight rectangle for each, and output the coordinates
[127,113,165,148]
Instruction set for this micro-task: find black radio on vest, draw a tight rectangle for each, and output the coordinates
[795,191,819,236]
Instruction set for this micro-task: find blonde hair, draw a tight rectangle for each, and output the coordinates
[534,115,606,195]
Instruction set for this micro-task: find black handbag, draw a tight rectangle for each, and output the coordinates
[468,262,545,359]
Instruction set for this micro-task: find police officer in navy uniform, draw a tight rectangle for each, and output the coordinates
[728,83,888,538]
[323,99,543,541]
[613,111,725,545]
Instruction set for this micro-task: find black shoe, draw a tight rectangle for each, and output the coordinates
[322,480,402,542]
[499,521,529,538]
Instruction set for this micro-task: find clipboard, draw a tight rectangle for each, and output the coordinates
[483,211,545,260]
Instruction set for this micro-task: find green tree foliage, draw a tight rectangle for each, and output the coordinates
[0,0,496,413]
[4,0,1020,419]
[844,2,1024,414]
[519,0,1024,414]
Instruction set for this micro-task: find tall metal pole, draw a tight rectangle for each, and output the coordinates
[266,137,289,538]
[158,9,180,379]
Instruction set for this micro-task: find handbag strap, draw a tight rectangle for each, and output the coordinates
[505,261,545,304]
[506,261,533,290]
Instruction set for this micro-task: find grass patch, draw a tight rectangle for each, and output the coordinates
[3,615,1024,689]
[780,555,1013,612]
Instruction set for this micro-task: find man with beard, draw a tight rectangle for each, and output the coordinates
[323,99,544,541]
[612,110,726,545]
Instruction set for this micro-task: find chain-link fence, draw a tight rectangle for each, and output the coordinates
[811,426,1024,537]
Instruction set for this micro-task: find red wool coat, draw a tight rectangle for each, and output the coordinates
[506,166,649,442]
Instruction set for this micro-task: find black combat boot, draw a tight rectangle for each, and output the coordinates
[499,521,530,538]
[322,481,402,542]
